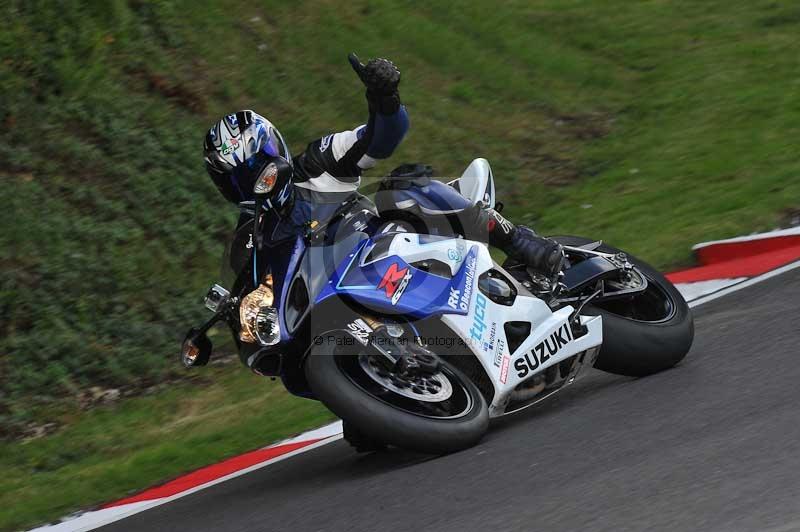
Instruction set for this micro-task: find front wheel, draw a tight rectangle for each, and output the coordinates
[304,332,489,454]
[553,236,694,377]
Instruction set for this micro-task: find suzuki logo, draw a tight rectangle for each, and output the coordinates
[514,323,574,379]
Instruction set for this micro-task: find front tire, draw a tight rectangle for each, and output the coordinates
[304,335,489,454]
[343,421,388,453]
[553,236,694,377]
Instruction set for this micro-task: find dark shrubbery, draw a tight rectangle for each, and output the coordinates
[1,2,233,435]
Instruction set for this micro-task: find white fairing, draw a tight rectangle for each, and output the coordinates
[448,158,496,208]
[371,233,603,417]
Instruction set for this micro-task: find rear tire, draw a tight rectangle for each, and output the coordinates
[304,336,489,455]
[552,236,694,377]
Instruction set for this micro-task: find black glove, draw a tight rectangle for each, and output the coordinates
[348,53,402,114]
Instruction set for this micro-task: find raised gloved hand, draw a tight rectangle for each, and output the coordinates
[348,53,402,114]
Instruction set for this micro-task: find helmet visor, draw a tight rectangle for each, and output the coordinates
[262,127,283,158]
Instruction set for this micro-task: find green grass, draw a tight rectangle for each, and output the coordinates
[3,0,800,529]
[0,360,335,531]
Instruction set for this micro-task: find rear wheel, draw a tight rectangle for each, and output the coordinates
[304,331,489,454]
[552,236,694,377]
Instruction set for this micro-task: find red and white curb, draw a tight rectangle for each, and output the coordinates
[29,226,800,532]
[29,422,344,532]
[666,227,800,306]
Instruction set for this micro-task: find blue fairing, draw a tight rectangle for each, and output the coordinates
[278,235,306,342]
[379,179,472,222]
[315,236,479,319]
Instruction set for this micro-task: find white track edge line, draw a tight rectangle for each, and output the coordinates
[92,434,343,531]
[692,226,800,249]
[674,278,747,303]
[688,258,800,307]
[47,434,344,532]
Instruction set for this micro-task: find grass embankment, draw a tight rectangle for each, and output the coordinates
[0,360,336,530]
[2,0,800,530]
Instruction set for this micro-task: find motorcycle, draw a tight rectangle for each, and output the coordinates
[181,157,694,454]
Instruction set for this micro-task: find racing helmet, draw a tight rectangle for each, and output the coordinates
[204,110,292,205]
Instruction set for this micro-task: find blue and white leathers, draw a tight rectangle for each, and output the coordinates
[292,106,410,203]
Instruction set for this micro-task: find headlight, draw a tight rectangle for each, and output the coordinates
[255,307,280,346]
[253,163,278,194]
[239,282,279,345]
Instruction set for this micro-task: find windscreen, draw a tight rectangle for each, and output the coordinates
[221,217,255,289]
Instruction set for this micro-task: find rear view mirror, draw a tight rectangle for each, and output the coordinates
[180,328,212,367]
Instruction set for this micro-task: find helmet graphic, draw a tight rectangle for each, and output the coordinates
[204,110,292,205]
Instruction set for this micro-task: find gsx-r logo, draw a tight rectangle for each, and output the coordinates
[378,263,413,306]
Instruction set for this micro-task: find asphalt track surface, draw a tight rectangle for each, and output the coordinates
[101,268,800,532]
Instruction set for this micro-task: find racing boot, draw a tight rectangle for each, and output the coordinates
[467,203,564,279]
[507,225,565,279]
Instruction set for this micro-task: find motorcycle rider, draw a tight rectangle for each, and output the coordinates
[203,54,564,284]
